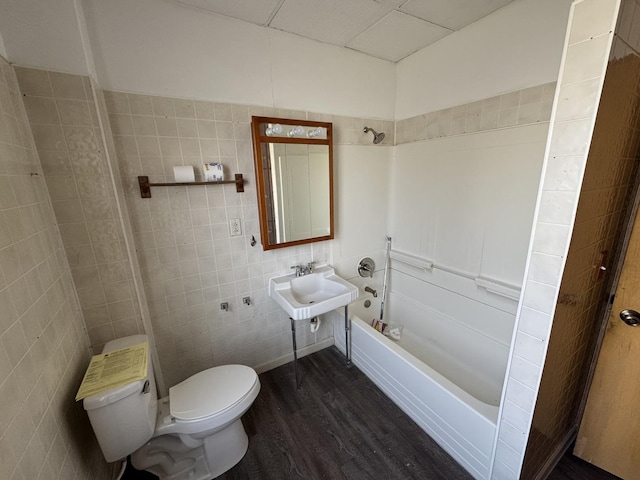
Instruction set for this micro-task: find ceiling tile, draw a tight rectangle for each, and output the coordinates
[400,0,514,31]
[347,11,451,62]
[270,0,395,46]
[176,0,283,25]
[168,0,517,62]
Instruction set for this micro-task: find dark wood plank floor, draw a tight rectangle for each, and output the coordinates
[218,346,472,480]
[124,346,471,479]
[122,346,620,480]
[548,452,621,480]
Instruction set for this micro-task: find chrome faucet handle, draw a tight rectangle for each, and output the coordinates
[291,262,316,276]
[358,257,375,278]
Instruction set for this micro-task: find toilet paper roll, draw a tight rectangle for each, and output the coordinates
[174,165,195,183]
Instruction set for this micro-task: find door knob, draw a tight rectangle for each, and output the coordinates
[619,309,640,327]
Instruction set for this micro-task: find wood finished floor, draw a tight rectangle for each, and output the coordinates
[124,346,471,479]
[123,347,618,480]
[547,451,621,480]
[218,346,471,480]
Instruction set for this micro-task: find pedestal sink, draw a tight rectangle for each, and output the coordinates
[269,265,359,320]
[269,265,359,388]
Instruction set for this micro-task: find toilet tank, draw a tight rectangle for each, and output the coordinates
[83,334,158,462]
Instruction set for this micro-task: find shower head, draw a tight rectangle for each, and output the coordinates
[363,126,385,144]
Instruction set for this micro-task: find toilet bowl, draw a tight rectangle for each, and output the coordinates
[83,334,260,480]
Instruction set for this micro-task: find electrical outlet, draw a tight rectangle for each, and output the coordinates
[229,218,242,237]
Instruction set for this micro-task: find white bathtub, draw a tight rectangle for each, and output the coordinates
[334,289,509,479]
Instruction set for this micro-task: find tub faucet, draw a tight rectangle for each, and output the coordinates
[358,258,375,278]
[364,286,378,298]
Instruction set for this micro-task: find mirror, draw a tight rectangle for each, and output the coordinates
[251,116,334,250]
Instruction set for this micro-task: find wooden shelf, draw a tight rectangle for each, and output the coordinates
[137,174,245,198]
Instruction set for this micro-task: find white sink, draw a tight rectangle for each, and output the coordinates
[269,266,359,320]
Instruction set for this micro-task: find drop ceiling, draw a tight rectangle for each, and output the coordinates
[173,0,517,62]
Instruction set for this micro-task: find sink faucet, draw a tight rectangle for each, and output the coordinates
[291,262,316,277]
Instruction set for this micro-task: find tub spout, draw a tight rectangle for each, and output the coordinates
[364,286,378,297]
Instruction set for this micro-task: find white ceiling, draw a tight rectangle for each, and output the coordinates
[173,0,517,62]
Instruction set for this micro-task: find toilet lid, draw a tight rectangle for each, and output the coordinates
[169,365,257,421]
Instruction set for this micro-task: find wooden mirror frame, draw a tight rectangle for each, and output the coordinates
[251,116,334,250]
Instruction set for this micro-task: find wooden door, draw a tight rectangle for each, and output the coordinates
[574,208,640,479]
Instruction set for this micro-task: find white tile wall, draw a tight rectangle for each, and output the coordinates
[396,83,556,145]
[391,124,549,292]
[491,0,622,477]
[501,400,531,434]
[103,91,393,387]
[14,67,144,352]
[0,56,110,480]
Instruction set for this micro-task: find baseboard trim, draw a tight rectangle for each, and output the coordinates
[253,337,335,374]
[533,428,577,480]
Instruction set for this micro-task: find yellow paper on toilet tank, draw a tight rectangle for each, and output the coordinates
[75,342,148,401]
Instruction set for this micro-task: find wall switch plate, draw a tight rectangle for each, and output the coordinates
[229,218,242,237]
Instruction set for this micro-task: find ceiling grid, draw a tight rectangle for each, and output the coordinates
[174,0,516,62]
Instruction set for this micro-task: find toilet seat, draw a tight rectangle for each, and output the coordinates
[153,364,260,437]
[170,365,258,421]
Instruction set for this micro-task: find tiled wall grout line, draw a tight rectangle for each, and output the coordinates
[0,56,111,479]
[396,82,557,146]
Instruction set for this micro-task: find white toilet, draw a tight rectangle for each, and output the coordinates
[83,334,260,480]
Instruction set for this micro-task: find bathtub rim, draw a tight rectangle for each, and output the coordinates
[349,313,500,424]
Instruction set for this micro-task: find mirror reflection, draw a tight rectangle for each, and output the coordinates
[251,117,333,250]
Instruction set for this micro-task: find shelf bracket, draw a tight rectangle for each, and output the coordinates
[137,174,245,198]
[139,176,152,198]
